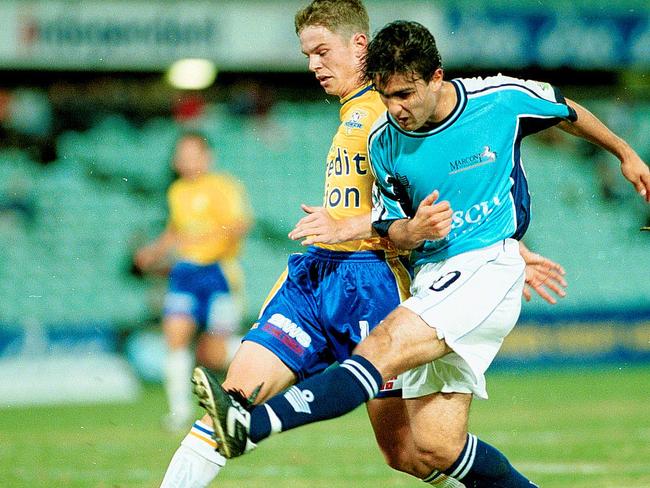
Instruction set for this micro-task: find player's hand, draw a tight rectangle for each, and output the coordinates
[620,152,650,203]
[407,190,453,242]
[134,247,157,272]
[289,204,343,246]
[519,243,567,304]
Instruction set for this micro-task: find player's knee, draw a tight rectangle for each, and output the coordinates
[355,308,404,353]
[163,316,196,348]
[354,307,424,371]
[380,446,417,475]
[412,433,467,471]
[379,441,447,479]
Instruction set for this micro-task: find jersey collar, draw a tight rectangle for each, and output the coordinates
[387,79,467,137]
[340,83,374,106]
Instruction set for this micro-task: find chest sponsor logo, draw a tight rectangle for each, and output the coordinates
[448,146,497,174]
[451,195,502,229]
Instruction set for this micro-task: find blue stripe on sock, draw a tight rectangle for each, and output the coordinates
[192,422,214,436]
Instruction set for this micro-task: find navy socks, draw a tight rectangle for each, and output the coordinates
[443,434,538,487]
[248,355,382,442]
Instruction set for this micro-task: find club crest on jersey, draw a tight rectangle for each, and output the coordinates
[448,146,497,175]
[344,109,367,133]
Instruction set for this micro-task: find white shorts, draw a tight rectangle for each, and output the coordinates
[399,238,525,400]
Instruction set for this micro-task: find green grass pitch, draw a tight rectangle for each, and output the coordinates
[1,365,649,487]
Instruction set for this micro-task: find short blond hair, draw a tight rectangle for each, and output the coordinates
[295,0,369,38]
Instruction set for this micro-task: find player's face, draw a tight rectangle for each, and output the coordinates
[376,70,444,131]
[174,137,211,178]
[299,25,366,98]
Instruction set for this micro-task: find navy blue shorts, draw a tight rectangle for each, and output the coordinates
[244,247,411,388]
[164,261,235,332]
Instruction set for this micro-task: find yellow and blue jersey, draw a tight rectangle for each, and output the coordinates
[317,83,396,253]
[164,172,251,328]
[241,85,410,390]
[168,172,252,264]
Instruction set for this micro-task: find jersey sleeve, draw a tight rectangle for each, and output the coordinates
[368,118,409,237]
[220,176,254,227]
[498,75,577,136]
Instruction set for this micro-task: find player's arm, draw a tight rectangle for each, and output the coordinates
[558,99,650,202]
[288,205,373,245]
[134,226,176,271]
[519,241,567,305]
[368,127,451,249]
[386,191,453,250]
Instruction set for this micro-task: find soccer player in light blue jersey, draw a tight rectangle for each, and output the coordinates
[202,20,650,487]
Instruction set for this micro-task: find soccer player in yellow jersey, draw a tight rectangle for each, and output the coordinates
[160,2,566,486]
[135,131,252,432]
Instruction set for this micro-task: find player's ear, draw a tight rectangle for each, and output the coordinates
[430,68,445,90]
[351,32,368,57]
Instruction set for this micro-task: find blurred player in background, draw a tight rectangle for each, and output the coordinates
[134,131,252,431]
[160,2,566,487]
[204,20,650,487]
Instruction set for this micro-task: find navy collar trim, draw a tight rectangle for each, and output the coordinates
[387,79,466,138]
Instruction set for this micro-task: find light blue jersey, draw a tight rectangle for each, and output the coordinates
[369,75,577,267]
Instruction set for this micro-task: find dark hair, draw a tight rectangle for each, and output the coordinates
[295,0,369,38]
[365,20,442,89]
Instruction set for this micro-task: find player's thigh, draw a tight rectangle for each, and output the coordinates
[222,340,297,402]
[355,306,451,379]
[162,314,197,349]
[405,392,471,469]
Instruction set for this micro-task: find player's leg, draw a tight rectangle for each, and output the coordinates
[161,340,296,488]
[367,397,464,487]
[397,241,536,486]
[239,306,448,447]
[406,393,536,487]
[195,259,246,371]
[210,240,525,458]
[161,262,205,431]
[163,255,331,485]
[162,314,197,431]
[195,332,229,371]
[195,290,242,371]
[234,250,428,440]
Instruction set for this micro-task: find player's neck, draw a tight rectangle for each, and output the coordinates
[432,81,457,122]
[338,74,366,101]
[182,170,208,181]
[419,81,457,132]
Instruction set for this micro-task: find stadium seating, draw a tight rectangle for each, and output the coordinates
[0,100,648,332]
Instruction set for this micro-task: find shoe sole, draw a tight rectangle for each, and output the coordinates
[191,367,232,458]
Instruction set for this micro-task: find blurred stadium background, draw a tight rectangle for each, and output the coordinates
[0,0,649,486]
